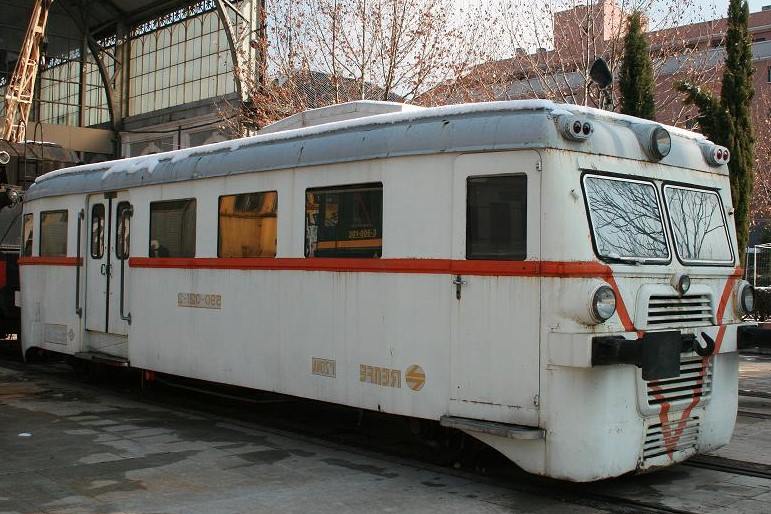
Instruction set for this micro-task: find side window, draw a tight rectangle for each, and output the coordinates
[22,213,33,257]
[305,183,382,258]
[149,199,196,258]
[40,210,68,257]
[90,204,105,259]
[116,202,132,260]
[218,191,277,257]
[467,175,527,260]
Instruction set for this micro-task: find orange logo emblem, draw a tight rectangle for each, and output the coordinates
[405,365,426,391]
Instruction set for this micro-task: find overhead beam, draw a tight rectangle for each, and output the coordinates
[30,122,114,154]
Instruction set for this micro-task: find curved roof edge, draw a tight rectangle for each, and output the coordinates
[27,100,710,202]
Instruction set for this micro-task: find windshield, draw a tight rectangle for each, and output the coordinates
[663,185,733,264]
[583,175,670,262]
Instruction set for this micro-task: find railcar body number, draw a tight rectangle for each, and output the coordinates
[177,293,222,309]
[312,357,336,378]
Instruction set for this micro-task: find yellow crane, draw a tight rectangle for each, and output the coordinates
[2,0,54,143]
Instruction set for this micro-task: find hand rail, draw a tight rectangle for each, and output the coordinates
[75,209,83,317]
[119,206,132,325]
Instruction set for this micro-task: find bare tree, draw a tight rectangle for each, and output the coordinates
[219,0,495,134]
[422,0,722,120]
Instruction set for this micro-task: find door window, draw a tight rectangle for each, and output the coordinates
[467,175,527,260]
[91,204,105,259]
[116,202,132,260]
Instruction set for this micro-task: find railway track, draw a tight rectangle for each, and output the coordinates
[737,409,771,420]
[739,389,771,399]
[684,455,771,480]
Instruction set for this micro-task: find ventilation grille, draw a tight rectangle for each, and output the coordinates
[647,356,712,406]
[647,294,713,327]
[643,416,700,461]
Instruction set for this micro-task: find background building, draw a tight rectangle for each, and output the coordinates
[0,0,262,170]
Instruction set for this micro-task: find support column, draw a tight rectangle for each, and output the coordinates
[215,0,264,103]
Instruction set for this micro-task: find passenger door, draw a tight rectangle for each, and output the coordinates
[449,151,541,426]
[85,192,131,336]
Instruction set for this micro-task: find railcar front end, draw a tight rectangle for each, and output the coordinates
[462,125,749,481]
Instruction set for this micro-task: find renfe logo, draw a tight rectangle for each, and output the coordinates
[360,364,401,388]
[177,293,222,309]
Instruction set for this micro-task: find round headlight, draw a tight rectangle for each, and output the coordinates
[671,272,690,295]
[592,285,617,323]
[650,126,671,160]
[739,282,755,315]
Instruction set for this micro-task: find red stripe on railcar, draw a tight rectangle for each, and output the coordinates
[18,257,83,266]
[128,257,618,278]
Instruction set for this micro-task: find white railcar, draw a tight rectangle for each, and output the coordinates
[19,100,754,481]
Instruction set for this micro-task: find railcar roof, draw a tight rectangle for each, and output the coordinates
[26,100,713,201]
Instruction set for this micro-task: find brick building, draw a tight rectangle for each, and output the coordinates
[421,0,771,223]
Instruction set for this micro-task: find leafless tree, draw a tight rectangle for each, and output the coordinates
[422,0,722,120]
[220,0,495,134]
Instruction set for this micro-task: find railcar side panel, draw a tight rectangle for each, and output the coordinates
[20,195,84,355]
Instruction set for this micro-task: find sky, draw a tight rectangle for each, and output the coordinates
[454,1,771,28]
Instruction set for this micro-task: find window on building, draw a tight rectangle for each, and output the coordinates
[116,202,132,260]
[218,192,277,258]
[128,9,235,116]
[40,210,68,257]
[467,175,527,260]
[149,199,196,257]
[305,184,383,258]
[90,204,105,259]
[22,213,33,257]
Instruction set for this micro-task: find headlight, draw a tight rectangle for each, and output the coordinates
[736,281,754,315]
[671,272,690,296]
[592,285,617,323]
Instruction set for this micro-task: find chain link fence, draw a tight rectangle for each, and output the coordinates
[746,243,771,321]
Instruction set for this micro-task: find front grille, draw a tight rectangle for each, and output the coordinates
[647,294,713,327]
[643,415,700,461]
[647,356,712,406]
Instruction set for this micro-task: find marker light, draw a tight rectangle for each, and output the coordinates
[591,285,617,323]
[558,115,593,141]
[649,126,671,160]
[735,281,755,316]
[702,144,731,167]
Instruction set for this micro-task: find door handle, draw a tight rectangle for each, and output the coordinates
[452,275,467,300]
[106,264,113,277]
[100,263,106,275]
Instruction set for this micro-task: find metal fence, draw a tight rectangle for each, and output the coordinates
[746,243,771,288]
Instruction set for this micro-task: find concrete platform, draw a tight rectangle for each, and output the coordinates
[1,353,771,513]
[0,362,607,514]
[709,354,771,466]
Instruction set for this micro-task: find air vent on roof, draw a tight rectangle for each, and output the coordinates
[259,101,423,134]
